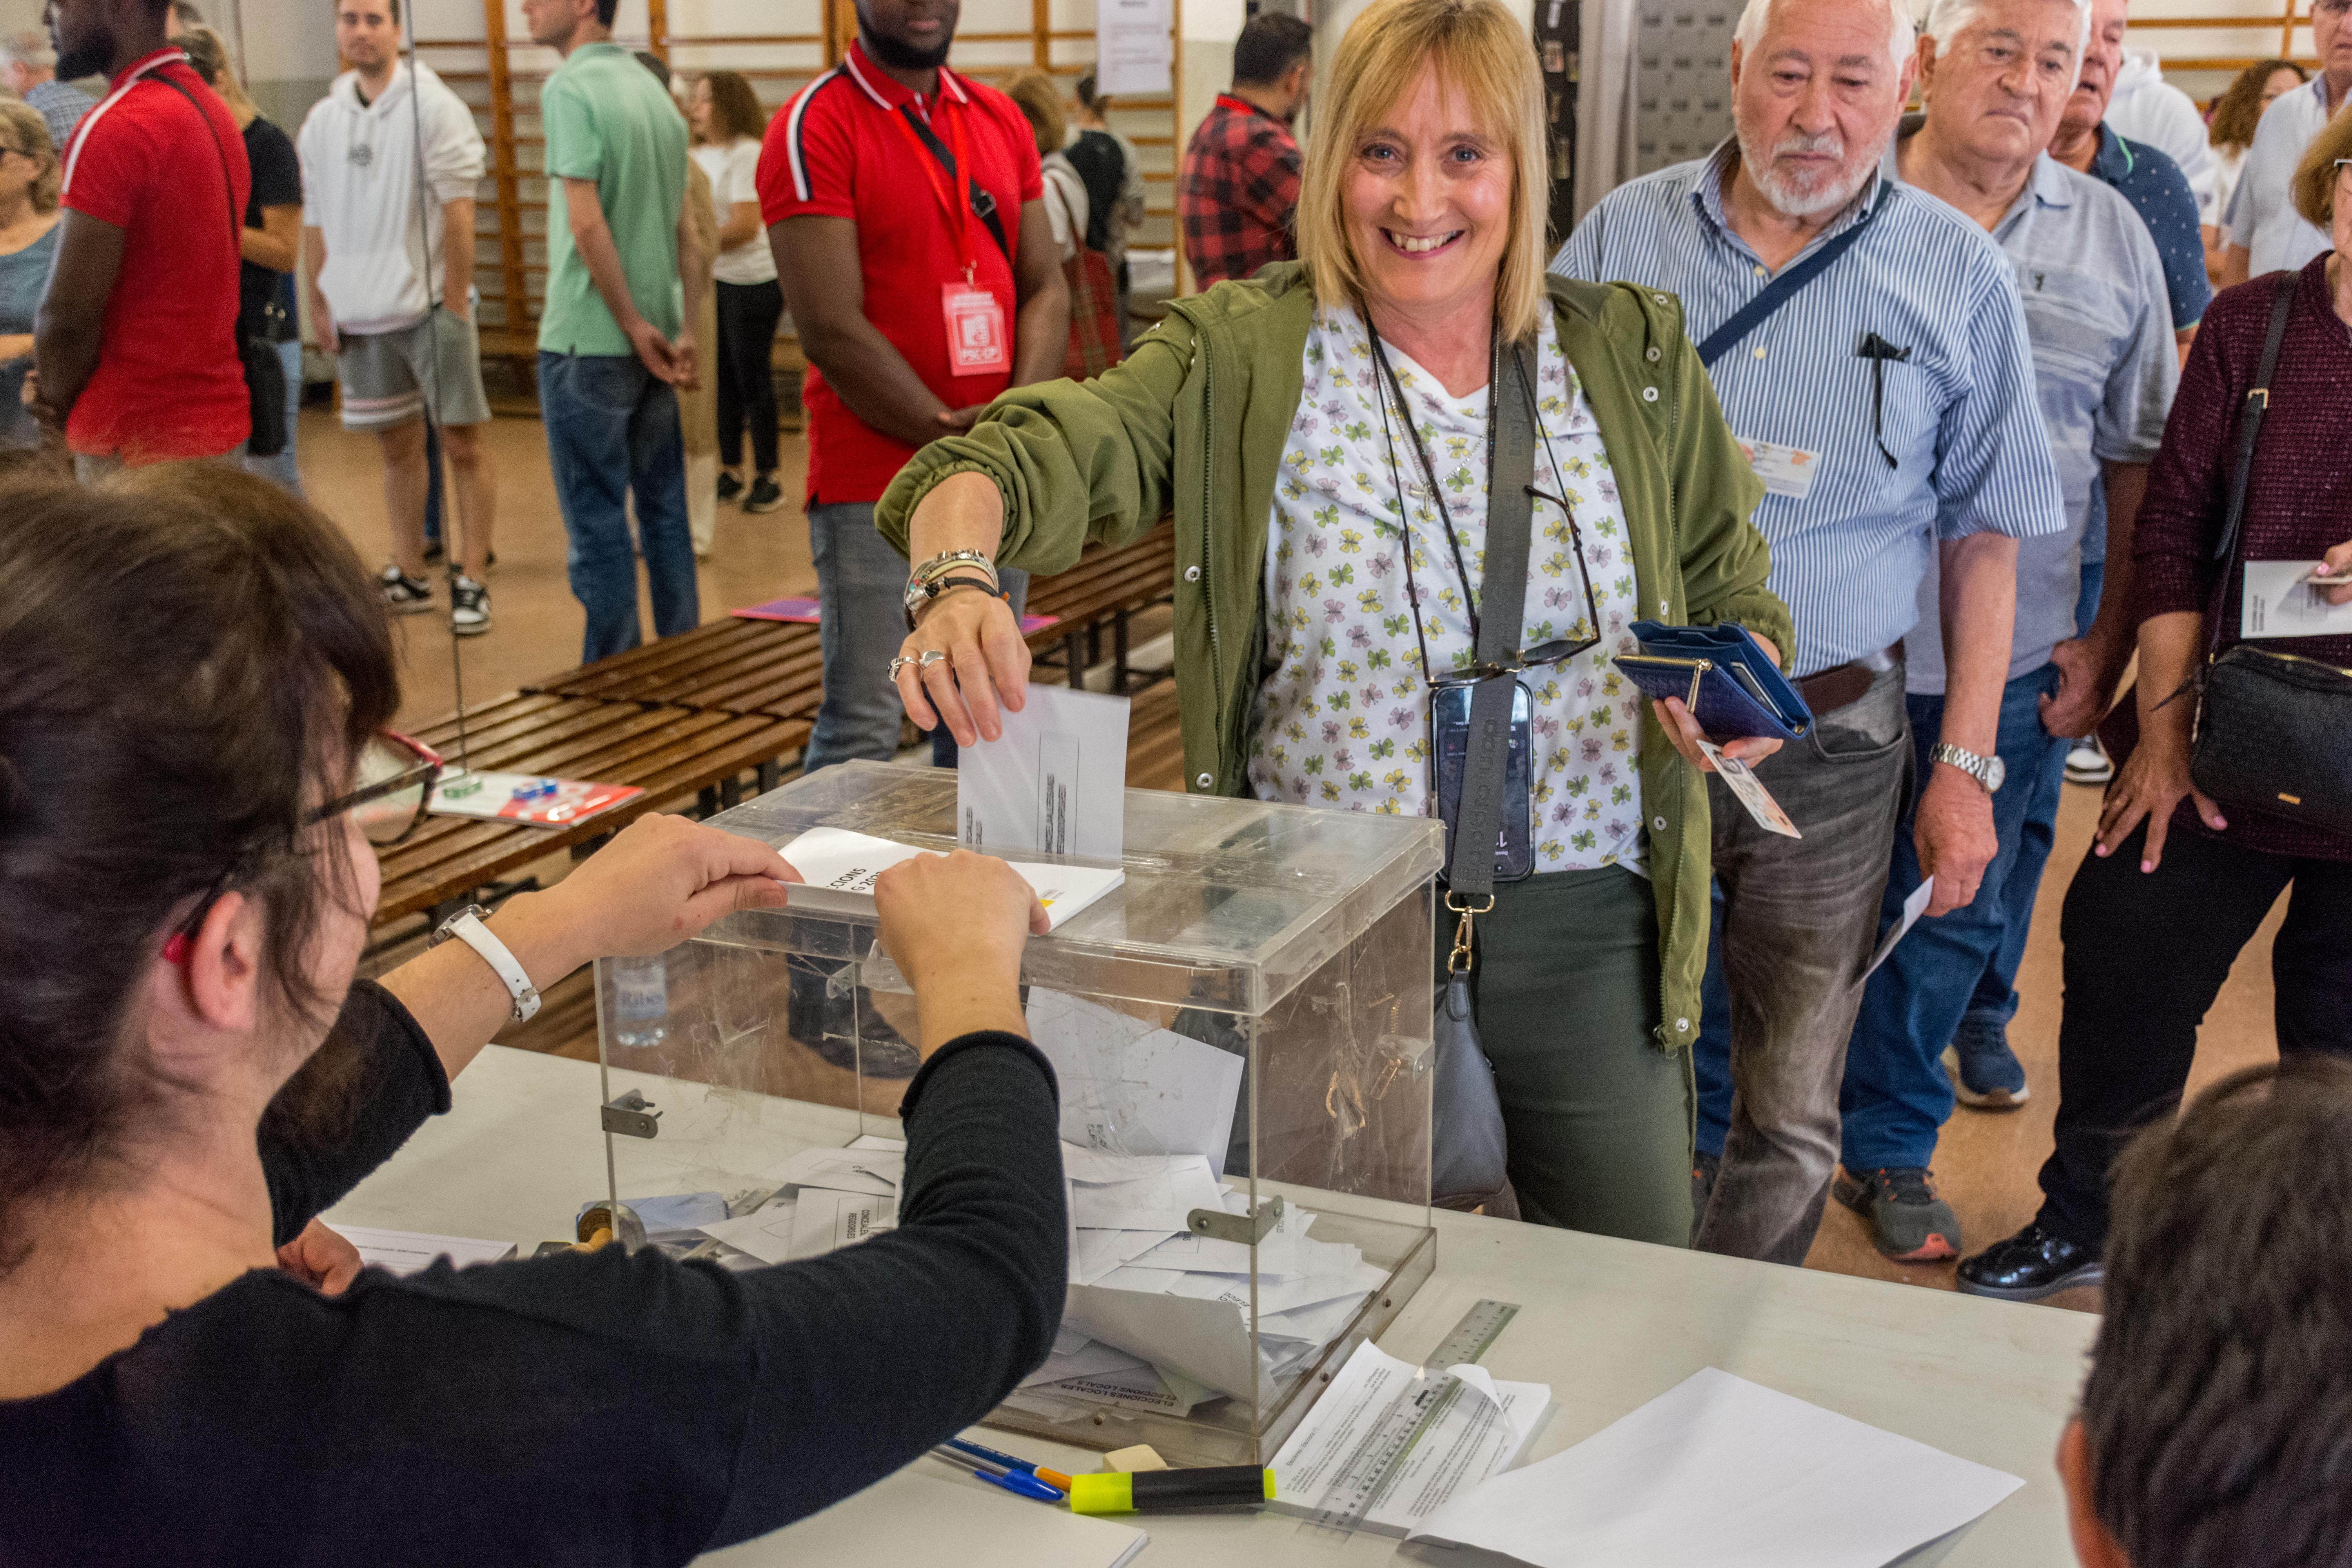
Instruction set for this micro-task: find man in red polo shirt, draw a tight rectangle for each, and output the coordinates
[1178,13,1312,289]
[33,0,248,475]
[760,0,1067,775]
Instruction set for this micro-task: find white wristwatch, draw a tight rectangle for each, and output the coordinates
[430,904,541,1022]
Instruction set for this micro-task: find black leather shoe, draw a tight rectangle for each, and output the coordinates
[1956,1223,2104,1301]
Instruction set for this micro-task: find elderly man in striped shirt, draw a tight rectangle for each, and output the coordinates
[1554,0,2063,1267]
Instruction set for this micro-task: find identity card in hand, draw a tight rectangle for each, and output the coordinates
[1698,739,1800,838]
[958,683,1131,860]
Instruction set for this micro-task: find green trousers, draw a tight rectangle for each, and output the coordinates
[1444,864,1695,1247]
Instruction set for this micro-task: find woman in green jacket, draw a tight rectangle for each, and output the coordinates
[875,0,1791,1245]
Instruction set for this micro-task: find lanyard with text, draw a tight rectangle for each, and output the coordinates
[888,99,1008,376]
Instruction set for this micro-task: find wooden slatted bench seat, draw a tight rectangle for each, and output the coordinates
[373,691,808,931]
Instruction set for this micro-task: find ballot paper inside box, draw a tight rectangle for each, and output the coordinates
[588,760,1444,1466]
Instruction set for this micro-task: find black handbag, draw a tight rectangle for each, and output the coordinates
[2185,273,2352,838]
[1419,334,1544,1215]
[152,69,288,458]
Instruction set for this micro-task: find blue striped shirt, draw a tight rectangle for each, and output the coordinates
[1552,140,2065,677]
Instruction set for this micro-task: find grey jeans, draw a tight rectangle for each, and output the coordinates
[1693,661,1911,1265]
[803,501,1028,775]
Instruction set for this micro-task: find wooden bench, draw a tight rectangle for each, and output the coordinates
[374,691,808,932]
[523,521,1178,716]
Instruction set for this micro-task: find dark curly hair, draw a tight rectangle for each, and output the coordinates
[0,465,397,1274]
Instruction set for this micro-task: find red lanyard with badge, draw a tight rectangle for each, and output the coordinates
[888,99,1008,377]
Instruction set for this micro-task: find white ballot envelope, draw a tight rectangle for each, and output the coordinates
[1863,876,1936,980]
[958,684,1130,859]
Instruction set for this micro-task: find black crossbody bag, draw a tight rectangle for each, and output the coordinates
[151,68,287,457]
[2185,272,2352,838]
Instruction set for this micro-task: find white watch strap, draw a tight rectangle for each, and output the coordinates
[445,910,541,1023]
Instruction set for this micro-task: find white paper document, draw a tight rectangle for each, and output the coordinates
[958,684,1129,859]
[1030,991,1245,1172]
[2241,560,2352,639]
[1273,1339,1551,1537]
[1863,875,1936,980]
[322,1225,517,1276]
[1408,1366,2024,1568]
[697,1197,801,1266]
[778,826,1124,931]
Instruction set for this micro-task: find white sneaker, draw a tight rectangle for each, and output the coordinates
[379,563,434,615]
[450,574,492,637]
[2064,736,2112,786]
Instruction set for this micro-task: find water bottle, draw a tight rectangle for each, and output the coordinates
[610,954,669,1051]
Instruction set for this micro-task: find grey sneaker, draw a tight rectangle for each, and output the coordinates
[1833,1165,1962,1262]
[379,563,434,615]
[449,573,491,637]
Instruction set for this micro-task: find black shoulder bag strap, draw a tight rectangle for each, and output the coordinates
[147,67,240,243]
[896,103,1013,265]
[1445,338,1541,920]
[2181,269,2297,677]
[1696,181,1893,369]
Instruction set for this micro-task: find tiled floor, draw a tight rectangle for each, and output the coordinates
[299,408,2286,1314]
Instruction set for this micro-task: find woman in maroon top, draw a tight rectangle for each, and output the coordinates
[1962,123,2352,1303]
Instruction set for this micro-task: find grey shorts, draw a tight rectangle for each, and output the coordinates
[338,307,491,432]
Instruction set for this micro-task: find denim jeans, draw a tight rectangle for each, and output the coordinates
[242,338,305,496]
[1837,665,2071,1171]
[539,351,698,663]
[1693,662,1911,1265]
[806,500,1030,773]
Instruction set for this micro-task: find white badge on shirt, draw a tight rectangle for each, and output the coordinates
[942,284,1009,376]
[1734,436,1819,500]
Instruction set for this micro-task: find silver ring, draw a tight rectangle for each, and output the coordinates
[887,655,917,678]
[918,650,950,670]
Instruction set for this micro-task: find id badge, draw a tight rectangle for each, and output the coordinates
[1734,436,1818,499]
[1430,679,1536,882]
[942,284,1009,376]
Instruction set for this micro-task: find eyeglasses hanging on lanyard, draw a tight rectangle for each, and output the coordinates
[887,100,1010,376]
[1363,315,1605,690]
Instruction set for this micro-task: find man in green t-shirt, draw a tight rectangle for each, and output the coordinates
[523,0,704,661]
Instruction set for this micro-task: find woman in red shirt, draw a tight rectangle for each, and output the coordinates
[1962,121,2352,1303]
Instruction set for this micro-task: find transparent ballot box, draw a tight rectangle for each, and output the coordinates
[590,761,1443,1465]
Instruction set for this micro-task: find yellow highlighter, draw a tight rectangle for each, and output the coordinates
[1067,1466,1276,1515]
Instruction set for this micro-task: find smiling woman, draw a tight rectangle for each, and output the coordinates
[875,0,1792,1245]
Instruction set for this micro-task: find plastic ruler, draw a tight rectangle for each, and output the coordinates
[1301,1297,1523,1534]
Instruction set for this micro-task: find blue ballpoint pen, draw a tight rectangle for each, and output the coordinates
[941,1436,1075,1490]
[926,1447,1065,1503]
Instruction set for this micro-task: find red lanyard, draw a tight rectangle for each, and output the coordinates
[888,97,979,283]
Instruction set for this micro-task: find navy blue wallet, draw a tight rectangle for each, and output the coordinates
[1613,621,1812,743]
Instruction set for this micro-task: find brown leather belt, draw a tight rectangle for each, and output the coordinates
[1795,645,1900,718]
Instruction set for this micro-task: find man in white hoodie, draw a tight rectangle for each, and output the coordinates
[299,0,496,635]
[2103,44,2217,228]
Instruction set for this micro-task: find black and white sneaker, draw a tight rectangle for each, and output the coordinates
[450,574,492,637]
[744,474,784,514]
[715,472,745,506]
[380,564,434,614]
[2065,737,2113,786]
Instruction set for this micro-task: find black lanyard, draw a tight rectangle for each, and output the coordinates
[1361,309,1601,686]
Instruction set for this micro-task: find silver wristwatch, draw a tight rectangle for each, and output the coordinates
[1929,742,2005,795]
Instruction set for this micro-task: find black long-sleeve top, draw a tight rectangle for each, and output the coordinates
[0,982,1067,1566]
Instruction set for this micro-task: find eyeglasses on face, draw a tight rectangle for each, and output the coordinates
[310,730,444,847]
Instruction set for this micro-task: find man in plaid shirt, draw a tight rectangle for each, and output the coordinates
[1178,13,1312,288]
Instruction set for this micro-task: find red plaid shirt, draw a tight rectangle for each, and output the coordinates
[1178,93,1301,288]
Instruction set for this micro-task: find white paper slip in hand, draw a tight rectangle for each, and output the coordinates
[2241,560,2352,639]
[1864,875,1936,980]
[777,826,1125,931]
[958,683,1131,859]
[322,1225,518,1276]
[1699,740,1800,838]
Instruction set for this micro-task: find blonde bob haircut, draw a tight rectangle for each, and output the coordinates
[1295,0,1550,346]
[2288,108,2352,231]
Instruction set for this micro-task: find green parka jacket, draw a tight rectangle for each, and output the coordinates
[878,263,1791,1052]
